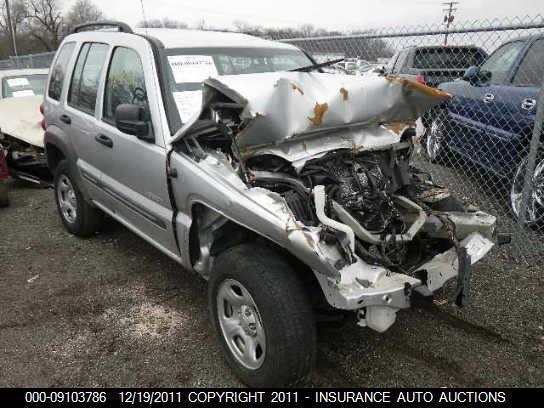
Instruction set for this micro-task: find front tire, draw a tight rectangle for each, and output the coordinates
[510,156,544,226]
[209,243,316,387]
[54,160,103,236]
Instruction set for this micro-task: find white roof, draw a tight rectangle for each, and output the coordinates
[133,28,298,51]
[0,68,49,80]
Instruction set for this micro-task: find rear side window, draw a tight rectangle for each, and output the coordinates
[48,42,75,101]
[68,42,109,114]
[512,39,544,87]
[103,47,148,123]
[413,48,487,69]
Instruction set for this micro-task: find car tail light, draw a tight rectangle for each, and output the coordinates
[0,146,9,180]
[415,75,426,85]
[39,102,44,115]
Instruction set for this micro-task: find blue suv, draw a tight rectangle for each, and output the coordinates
[425,35,544,225]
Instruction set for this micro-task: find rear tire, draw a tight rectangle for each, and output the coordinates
[208,243,316,387]
[54,160,103,236]
[0,181,9,207]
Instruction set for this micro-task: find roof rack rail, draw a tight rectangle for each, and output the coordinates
[73,21,133,34]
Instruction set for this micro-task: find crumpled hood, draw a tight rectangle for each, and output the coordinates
[0,95,44,148]
[172,72,450,155]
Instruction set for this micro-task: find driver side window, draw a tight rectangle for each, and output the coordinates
[103,47,149,124]
[480,41,525,85]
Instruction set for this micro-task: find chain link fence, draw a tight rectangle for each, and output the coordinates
[1,17,543,260]
[273,15,544,260]
[0,51,55,70]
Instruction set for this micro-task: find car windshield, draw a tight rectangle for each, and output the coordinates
[413,48,487,69]
[1,74,48,98]
[165,47,312,123]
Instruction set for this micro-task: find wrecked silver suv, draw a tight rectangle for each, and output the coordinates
[44,22,500,387]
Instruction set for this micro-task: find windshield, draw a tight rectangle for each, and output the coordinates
[413,48,487,69]
[1,74,48,98]
[165,47,312,123]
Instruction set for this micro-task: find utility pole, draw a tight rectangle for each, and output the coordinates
[4,0,18,57]
[442,1,459,45]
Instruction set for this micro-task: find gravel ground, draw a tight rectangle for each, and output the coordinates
[0,182,543,387]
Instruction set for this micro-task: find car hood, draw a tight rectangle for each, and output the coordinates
[171,72,450,159]
[0,95,44,148]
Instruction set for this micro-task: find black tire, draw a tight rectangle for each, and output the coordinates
[0,181,9,207]
[54,160,103,237]
[208,243,316,387]
[423,110,449,164]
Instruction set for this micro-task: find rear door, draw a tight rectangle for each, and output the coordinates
[64,42,111,202]
[482,38,543,174]
[92,38,179,258]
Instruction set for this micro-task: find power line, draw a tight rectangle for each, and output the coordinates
[4,0,18,57]
[442,1,459,45]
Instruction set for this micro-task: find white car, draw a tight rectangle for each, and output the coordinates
[0,68,50,183]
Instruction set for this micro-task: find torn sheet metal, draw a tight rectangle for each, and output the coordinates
[0,95,44,148]
[171,72,450,154]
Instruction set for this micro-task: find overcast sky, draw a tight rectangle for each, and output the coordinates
[64,0,544,32]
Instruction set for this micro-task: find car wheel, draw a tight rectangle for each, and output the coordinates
[425,111,448,163]
[510,156,544,226]
[209,243,316,387]
[54,160,103,236]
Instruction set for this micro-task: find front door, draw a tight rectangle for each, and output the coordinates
[92,40,179,258]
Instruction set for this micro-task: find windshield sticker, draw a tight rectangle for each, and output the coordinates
[173,90,203,123]
[7,77,30,87]
[12,89,35,97]
[168,55,218,84]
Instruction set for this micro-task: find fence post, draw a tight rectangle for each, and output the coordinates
[517,84,544,226]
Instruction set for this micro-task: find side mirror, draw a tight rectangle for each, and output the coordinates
[463,66,491,85]
[115,104,153,142]
[462,66,480,83]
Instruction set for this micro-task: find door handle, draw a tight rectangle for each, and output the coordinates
[59,114,71,124]
[95,134,113,148]
[521,98,536,111]
[482,93,494,104]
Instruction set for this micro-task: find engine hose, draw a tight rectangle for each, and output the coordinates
[313,185,355,252]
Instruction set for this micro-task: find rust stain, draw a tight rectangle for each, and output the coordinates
[383,122,415,135]
[280,145,291,154]
[307,102,328,126]
[301,142,308,152]
[385,75,451,100]
[340,87,349,101]
[291,83,304,95]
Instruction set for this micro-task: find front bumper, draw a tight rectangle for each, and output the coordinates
[315,232,494,312]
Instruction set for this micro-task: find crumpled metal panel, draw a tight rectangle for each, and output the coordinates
[172,72,450,153]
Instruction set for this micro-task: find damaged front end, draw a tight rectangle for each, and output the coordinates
[172,72,500,333]
[0,96,50,185]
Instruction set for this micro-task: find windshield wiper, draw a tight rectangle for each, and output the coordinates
[289,58,345,72]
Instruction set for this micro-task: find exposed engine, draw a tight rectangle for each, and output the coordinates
[247,135,461,271]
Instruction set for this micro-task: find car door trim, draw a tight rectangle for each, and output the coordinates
[81,170,167,230]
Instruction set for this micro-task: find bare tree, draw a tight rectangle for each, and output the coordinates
[26,0,63,50]
[0,0,27,37]
[64,0,104,31]
[137,17,187,29]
